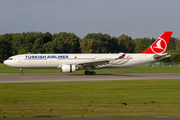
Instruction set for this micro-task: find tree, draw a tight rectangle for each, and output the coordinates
[52,37,63,53]
[82,33,111,53]
[43,32,52,43]
[166,37,178,53]
[108,37,119,53]
[52,32,80,53]
[12,32,26,54]
[18,49,26,54]
[32,38,44,53]
[170,54,180,62]
[118,34,135,53]
[24,32,42,52]
[43,41,53,53]
[134,37,154,53]
[0,36,12,62]
[80,38,98,53]
[176,40,180,53]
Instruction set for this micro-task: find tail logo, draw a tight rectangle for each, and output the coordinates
[151,38,167,54]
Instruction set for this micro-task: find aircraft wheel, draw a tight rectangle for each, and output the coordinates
[84,71,96,75]
[87,71,91,75]
[91,71,96,75]
[84,71,89,75]
[90,71,96,75]
[84,71,92,75]
[20,72,24,75]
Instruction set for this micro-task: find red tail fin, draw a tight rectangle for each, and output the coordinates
[140,31,173,54]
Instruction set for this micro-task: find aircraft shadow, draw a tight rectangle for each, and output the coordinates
[67,73,145,77]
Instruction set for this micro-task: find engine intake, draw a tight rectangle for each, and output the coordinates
[61,65,77,73]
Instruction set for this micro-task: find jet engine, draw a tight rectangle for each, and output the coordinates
[61,65,77,73]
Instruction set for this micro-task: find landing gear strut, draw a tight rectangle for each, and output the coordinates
[84,71,96,75]
[20,68,24,75]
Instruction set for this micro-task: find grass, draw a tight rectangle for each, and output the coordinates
[1,63,180,118]
[1,63,180,74]
[1,80,180,118]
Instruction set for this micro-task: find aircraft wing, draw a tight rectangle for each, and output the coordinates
[74,53,127,67]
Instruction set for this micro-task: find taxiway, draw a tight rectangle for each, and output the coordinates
[0,73,180,83]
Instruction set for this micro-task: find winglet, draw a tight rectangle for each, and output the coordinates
[140,31,173,54]
[118,54,125,59]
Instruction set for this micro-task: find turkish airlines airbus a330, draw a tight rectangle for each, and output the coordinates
[4,31,173,75]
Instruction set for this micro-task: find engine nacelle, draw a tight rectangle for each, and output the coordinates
[61,65,77,73]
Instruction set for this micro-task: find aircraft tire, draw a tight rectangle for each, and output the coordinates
[84,71,96,75]
[84,71,89,75]
[87,71,91,75]
[20,72,24,75]
[91,71,96,75]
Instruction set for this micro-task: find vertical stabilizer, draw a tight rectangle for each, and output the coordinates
[140,31,173,54]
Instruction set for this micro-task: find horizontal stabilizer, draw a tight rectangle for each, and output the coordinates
[153,54,172,60]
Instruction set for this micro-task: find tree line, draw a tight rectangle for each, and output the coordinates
[0,32,180,63]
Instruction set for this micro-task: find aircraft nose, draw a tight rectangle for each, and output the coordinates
[3,60,10,66]
[3,60,7,65]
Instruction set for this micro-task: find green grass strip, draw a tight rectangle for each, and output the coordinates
[0,79,180,118]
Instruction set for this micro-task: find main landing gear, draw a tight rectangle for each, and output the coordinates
[20,68,24,75]
[84,66,96,75]
[84,71,96,75]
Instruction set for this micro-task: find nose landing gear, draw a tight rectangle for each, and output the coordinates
[20,68,24,75]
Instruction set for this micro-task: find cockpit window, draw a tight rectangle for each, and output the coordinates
[8,57,13,60]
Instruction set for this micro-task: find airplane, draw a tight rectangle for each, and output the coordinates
[4,31,173,75]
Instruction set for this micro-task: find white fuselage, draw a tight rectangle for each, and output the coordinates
[4,53,155,69]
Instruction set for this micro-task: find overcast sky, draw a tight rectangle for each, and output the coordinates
[0,0,180,39]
